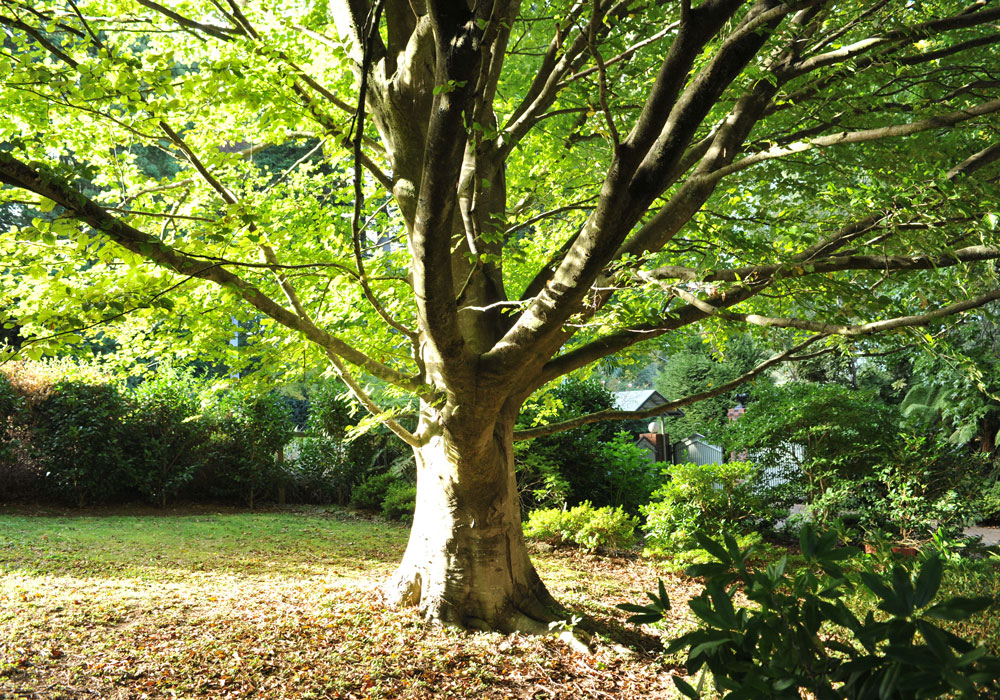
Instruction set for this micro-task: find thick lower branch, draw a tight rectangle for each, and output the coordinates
[0,152,424,392]
[514,334,827,440]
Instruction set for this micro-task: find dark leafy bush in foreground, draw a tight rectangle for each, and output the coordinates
[621,526,1000,699]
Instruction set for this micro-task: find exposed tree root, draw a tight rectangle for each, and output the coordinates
[380,567,592,653]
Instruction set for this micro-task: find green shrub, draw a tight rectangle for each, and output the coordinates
[380,481,416,521]
[34,379,131,506]
[304,382,402,500]
[0,371,29,499]
[622,526,1000,699]
[802,434,987,540]
[601,432,660,513]
[351,472,397,510]
[0,361,134,504]
[642,461,777,556]
[286,437,346,503]
[129,367,205,507]
[515,378,627,510]
[514,448,571,511]
[723,382,899,503]
[202,388,293,508]
[524,501,638,551]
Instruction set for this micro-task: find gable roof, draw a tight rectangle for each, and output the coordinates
[612,389,683,415]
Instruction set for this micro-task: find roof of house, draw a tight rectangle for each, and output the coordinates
[612,389,683,415]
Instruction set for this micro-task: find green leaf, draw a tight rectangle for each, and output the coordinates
[672,675,700,699]
[912,555,942,609]
[924,596,993,621]
[694,531,731,564]
[690,638,731,659]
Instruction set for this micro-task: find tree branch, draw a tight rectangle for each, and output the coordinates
[643,245,1000,284]
[0,152,425,393]
[662,284,1000,338]
[702,97,1000,184]
[513,334,827,440]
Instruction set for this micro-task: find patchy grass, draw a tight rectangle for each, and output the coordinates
[1,507,699,699]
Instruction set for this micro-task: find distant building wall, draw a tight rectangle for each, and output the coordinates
[673,434,725,466]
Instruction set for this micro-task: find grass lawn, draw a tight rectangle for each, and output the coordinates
[0,507,697,699]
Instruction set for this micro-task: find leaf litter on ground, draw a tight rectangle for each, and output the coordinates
[1,506,701,699]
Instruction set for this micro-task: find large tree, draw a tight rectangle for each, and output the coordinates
[2,0,1000,631]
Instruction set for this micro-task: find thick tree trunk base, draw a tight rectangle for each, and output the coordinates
[381,561,589,651]
[378,429,591,648]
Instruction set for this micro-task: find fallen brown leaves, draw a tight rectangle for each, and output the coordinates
[0,510,701,700]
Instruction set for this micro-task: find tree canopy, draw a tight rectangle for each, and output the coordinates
[2,0,1000,630]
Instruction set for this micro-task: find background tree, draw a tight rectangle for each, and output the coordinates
[656,333,764,439]
[900,310,1000,455]
[1,0,1000,631]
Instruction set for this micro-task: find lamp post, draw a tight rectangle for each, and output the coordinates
[647,418,666,463]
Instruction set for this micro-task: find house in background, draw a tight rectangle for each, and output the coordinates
[672,433,726,466]
[612,389,682,463]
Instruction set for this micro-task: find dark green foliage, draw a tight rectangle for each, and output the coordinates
[129,367,206,508]
[380,481,416,521]
[0,362,365,507]
[724,382,899,502]
[655,335,764,441]
[0,372,20,464]
[286,437,347,504]
[202,388,293,509]
[516,378,658,512]
[0,369,36,501]
[899,312,1000,455]
[351,472,398,511]
[34,380,131,506]
[289,382,402,504]
[601,432,661,514]
[623,526,1000,699]
[805,434,989,540]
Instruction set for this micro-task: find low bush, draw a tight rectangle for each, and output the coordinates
[524,502,638,552]
[642,461,779,556]
[351,472,398,510]
[0,362,406,508]
[381,481,417,521]
[0,371,35,501]
[622,526,1000,699]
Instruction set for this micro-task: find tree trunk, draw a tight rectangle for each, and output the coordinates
[381,407,557,632]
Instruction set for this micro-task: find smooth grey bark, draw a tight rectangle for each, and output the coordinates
[382,401,557,629]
